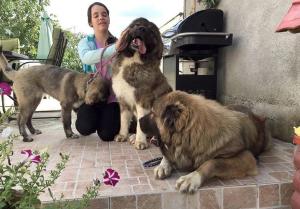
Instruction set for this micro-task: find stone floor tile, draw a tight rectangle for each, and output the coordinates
[199,188,222,209]
[137,194,162,209]
[263,163,291,172]
[260,156,287,164]
[139,176,150,184]
[269,171,293,182]
[110,195,136,209]
[223,186,257,209]
[162,192,187,209]
[111,159,126,166]
[128,166,146,177]
[220,179,242,186]
[186,193,200,209]
[86,198,109,209]
[149,178,172,191]
[133,184,152,194]
[118,177,139,186]
[280,183,294,206]
[259,184,280,207]
[80,159,97,168]
[77,168,98,181]
[126,159,142,167]
[56,168,79,182]
[64,181,76,191]
[100,185,133,197]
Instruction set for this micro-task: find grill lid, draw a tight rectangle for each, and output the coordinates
[162,9,224,39]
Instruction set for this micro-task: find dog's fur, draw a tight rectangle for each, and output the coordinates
[0,51,109,142]
[112,17,172,149]
[139,91,271,193]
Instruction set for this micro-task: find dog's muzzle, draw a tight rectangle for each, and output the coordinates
[130,38,146,54]
[139,113,160,138]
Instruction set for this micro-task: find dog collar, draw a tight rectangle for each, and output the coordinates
[143,157,162,168]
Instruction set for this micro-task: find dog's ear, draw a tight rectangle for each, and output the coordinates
[151,23,163,60]
[117,28,130,52]
[162,102,188,132]
[155,36,163,60]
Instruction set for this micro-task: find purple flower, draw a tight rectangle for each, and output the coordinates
[103,168,120,186]
[21,149,41,164]
[0,82,12,95]
[30,155,41,164]
[21,149,33,158]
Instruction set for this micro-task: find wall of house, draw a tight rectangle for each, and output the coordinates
[184,0,300,142]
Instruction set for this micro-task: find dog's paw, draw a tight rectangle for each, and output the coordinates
[175,171,203,193]
[134,140,148,150]
[128,134,136,144]
[114,134,128,142]
[67,133,79,139]
[23,137,34,142]
[154,162,172,179]
[33,129,42,135]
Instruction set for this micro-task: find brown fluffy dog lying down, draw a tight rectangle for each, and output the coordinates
[140,91,271,193]
[0,50,109,142]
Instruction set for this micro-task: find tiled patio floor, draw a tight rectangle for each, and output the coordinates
[1,117,295,209]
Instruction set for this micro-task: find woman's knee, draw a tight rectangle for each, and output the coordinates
[75,120,96,136]
[97,129,118,141]
[75,103,101,136]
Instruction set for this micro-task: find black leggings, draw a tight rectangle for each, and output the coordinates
[75,102,120,141]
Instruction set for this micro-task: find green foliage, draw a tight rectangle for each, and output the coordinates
[202,0,220,8]
[0,107,14,124]
[0,0,83,72]
[0,134,102,209]
[61,31,84,72]
[0,110,108,209]
[0,134,69,209]
[44,185,100,209]
[0,0,50,57]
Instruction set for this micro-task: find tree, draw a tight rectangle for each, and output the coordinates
[62,31,84,71]
[0,0,49,57]
[0,0,83,72]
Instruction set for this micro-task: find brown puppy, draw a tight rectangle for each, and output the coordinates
[0,51,108,142]
[139,91,271,193]
[112,17,172,149]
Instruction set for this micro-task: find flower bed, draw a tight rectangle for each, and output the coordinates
[0,111,120,209]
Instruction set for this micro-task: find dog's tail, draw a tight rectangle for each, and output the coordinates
[0,46,17,81]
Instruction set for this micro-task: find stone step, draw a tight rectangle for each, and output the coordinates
[3,119,294,209]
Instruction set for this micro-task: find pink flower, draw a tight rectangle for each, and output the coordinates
[0,82,12,95]
[30,155,41,164]
[21,149,41,164]
[103,168,120,186]
[21,149,33,158]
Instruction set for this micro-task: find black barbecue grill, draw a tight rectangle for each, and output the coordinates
[162,9,233,99]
